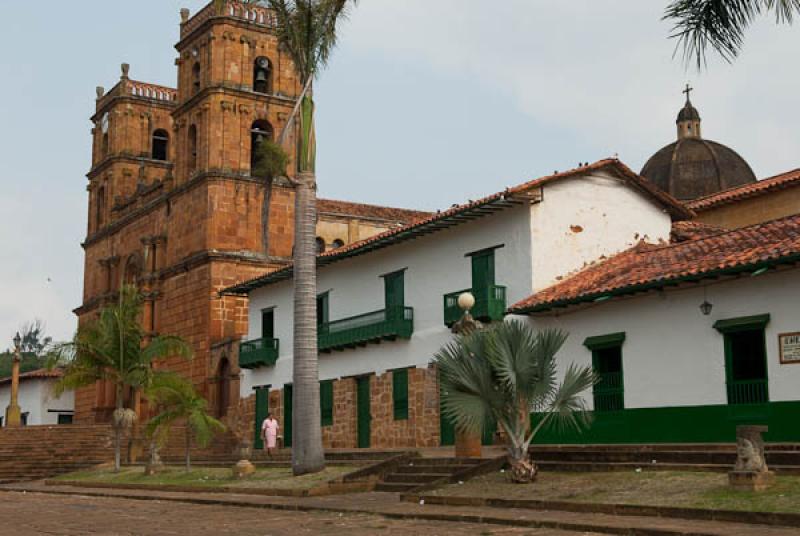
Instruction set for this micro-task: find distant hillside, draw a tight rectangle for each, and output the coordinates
[0,352,48,379]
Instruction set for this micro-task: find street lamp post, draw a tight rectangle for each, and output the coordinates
[5,332,22,427]
[450,293,483,458]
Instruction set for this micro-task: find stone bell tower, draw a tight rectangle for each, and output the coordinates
[76,1,304,423]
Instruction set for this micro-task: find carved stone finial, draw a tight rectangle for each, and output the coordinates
[96,86,105,99]
[121,63,130,79]
[180,8,191,23]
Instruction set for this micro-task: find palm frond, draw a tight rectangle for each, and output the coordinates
[664,0,800,69]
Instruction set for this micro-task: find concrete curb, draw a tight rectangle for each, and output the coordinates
[400,493,800,528]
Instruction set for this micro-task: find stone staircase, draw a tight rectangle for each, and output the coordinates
[375,457,486,492]
[531,443,800,474]
[0,425,116,482]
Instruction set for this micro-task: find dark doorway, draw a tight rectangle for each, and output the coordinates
[217,358,230,418]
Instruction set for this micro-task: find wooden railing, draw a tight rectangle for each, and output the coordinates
[443,285,507,326]
[593,372,624,412]
[239,337,279,369]
[319,306,414,352]
[727,379,768,405]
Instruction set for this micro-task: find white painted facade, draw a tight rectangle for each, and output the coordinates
[241,170,675,397]
[523,268,800,409]
[0,378,75,426]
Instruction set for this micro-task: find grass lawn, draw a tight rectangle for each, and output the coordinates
[431,471,800,514]
[52,465,357,491]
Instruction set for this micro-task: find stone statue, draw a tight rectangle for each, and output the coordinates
[729,425,774,491]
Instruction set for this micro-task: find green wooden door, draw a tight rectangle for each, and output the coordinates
[471,251,495,304]
[283,384,293,448]
[440,387,455,446]
[384,271,405,321]
[356,376,371,448]
[254,387,269,450]
[482,418,497,445]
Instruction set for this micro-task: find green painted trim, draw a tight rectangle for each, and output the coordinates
[714,314,771,333]
[320,380,334,427]
[583,332,626,350]
[465,244,505,258]
[532,400,800,444]
[392,369,409,421]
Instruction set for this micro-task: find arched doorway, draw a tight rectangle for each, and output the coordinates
[217,357,231,418]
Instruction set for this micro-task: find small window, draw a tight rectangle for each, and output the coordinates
[584,333,625,412]
[152,129,169,161]
[331,239,345,249]
[96,185,106,229]
[57,414,73,425]
[102,133,109,157]
[320,380,334,426]
[188,124,198,173]
[392,369,409,420]
[253,56,272,94]
[316,237,326,254]
[192,62,201,94]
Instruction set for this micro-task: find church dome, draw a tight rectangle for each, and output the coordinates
[640,87,756,201]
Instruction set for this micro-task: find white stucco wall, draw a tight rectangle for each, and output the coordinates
[530,171,673,291]
[524,268,800,409]
[242,204,534,395]
[0,379,75,426]
[240,172,684,397]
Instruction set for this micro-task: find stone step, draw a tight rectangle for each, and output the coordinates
[395,464,475,474]
[383,472,450,484]
[374,481,422,492]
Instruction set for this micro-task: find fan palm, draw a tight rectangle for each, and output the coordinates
[146,373,226,472]
[434,321,596,483]
[261,0,357,476]
[49,285,192,472]
[665,0,800,68]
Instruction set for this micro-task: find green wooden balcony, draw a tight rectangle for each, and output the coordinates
[593,372,624,412]
[239,337,279,369]
[443,285,507,326]
[319,306,414,353]
[727,379,768,405]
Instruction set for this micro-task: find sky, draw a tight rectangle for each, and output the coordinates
[0,1,798,345]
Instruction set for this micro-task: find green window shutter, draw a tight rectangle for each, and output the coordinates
[587,334,625,412]
[393,369,409,420]
[320,380,334,427]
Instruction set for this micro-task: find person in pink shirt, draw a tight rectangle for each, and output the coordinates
[261,412,280,459]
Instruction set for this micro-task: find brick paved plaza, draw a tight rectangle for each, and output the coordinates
[0,491,599,536]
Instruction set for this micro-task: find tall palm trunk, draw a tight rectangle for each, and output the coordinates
[114,383,123,472]
[291,167,324,475]
[185,425,192,472]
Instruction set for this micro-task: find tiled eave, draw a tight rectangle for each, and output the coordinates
[510,253,800,315]
[223,195,524,295]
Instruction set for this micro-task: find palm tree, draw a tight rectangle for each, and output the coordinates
[146,373,226,472]
[49,285,192,472]
[434,321,596,483]
[664,0,800,68]
[262,0,358,476]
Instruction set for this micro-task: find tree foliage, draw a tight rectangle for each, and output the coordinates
[19,319,53,356]
[434,321,596,482]
[664,0,800,68]
[146,373,225,472]
[48,286,192,471]
[252,138,289,180]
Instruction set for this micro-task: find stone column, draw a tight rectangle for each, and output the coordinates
[729,425,775,491]
[5,335,22,427]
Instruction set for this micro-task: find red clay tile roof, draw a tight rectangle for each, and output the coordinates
[0,368,63,387]
[510,213,800,314]
[686,168,800,211]
[670,220,726,243]
[317,199,432,224]
[224,158,693,294]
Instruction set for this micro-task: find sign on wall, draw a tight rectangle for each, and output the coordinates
[779,332,800,364]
